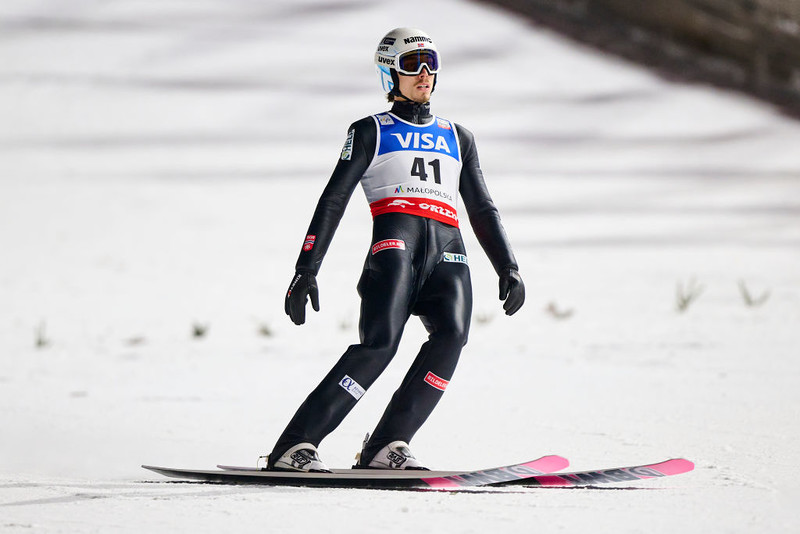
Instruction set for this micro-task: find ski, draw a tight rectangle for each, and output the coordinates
[142,454,569,489]
[490,458,694,487]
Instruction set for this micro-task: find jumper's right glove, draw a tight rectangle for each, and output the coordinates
[285,271,320,325]
[499,268,525,316]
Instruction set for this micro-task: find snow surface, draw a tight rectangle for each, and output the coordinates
[2,0,800,532]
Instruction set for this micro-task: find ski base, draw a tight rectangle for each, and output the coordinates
[142,454,569,489]
[142,456,694,489]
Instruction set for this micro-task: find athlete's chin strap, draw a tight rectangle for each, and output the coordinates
[389,71,411,102]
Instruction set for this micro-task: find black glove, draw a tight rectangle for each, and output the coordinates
[499,268,525,316]
[285,271,320,325]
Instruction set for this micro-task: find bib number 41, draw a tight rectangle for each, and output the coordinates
[411,157,441,184]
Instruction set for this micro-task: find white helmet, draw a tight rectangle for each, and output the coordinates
[375,27,440,96]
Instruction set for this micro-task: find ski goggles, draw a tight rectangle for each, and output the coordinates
[396,49,439,75]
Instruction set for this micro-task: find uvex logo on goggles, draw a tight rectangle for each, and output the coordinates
[396,49,439,75]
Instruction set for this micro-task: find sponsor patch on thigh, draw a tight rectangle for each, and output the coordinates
[424,371,449,391]
[372,239,406,255]
[339,375,365,400]
[442,251,468,265]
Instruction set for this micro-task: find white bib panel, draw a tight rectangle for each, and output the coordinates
[361,113,462,227]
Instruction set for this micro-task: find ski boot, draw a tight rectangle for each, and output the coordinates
[354,433,428,470]
[270,443,331,473]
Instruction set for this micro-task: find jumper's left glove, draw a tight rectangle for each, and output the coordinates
[499,268,525,316]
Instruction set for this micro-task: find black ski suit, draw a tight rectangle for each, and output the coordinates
[269,100,520,466]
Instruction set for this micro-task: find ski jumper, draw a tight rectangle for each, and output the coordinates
[269,100,518,467]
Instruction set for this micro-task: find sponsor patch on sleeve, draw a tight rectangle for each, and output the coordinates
[371,239,406,255]
[303,234,316,251]
[340,128,355,160]
[424,371,449,391]
[339,375,365,400]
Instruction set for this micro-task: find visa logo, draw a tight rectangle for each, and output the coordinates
[390,132,451,154]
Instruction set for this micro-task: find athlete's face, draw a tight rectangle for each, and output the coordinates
[396,67,435,103]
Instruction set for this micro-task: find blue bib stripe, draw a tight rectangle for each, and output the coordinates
[376,116,460,162]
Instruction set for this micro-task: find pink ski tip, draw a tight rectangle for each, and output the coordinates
[516,455,570,474]
[651,458,695,476]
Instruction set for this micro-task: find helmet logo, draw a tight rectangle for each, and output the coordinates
[403,36,432,44]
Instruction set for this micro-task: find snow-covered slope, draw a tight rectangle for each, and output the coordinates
[1,1,799,532]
